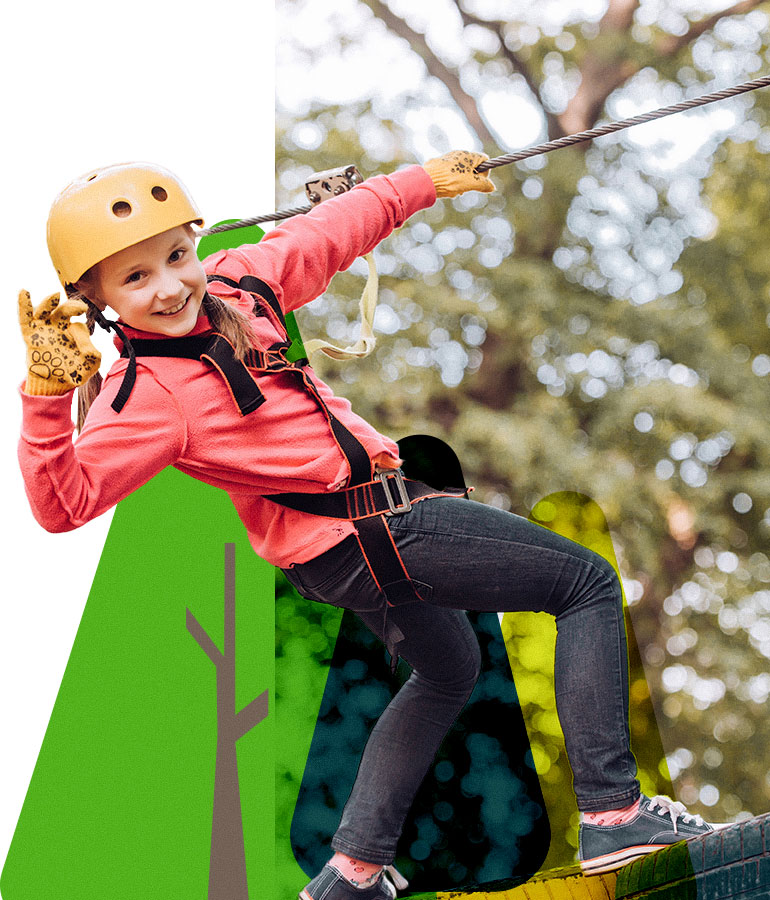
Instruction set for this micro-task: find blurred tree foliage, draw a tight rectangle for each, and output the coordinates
[275,0,770,847]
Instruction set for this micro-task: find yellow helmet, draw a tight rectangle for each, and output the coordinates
[47,162,204,285]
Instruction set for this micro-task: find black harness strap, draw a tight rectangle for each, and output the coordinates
[122,330,267,416]
[109,320,138,414]
[89,309,139,415]
[209,274,373,483]
[201,335,268,415]
[206,273,309,368]
[270,476,458,519]
[239,275,287,326]
[206,273,287,329]
[289,366,373,487]
[127,334,213,359]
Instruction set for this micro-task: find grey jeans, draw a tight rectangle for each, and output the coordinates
[282,496,640,865]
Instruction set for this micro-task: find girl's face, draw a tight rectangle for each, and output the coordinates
[82,226,207,336]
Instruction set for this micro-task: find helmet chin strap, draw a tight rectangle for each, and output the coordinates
[88,303,137,414]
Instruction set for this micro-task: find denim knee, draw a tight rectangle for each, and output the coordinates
[386,604,482,707]
[413,635,481,706]
[552,550,623,621]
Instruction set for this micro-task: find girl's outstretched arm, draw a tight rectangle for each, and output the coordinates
[202,165,436,314]
[203,153,493,314]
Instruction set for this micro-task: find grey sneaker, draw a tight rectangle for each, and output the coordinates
[579,794,725,874]
[299,864,408,900]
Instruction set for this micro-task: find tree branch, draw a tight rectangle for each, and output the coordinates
[558,0,642,135]
[186,607,223,666]
[656,0,765,57]
[560,0,764,135]
[358,0,498,148]
[600,0,641,30]
[235,690,270,741]
[363,0,766,155]
[455,2,565,139]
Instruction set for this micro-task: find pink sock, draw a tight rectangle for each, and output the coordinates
[329,852,383,889]
[582,797,641,826]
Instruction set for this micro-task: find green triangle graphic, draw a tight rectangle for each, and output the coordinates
[1,469,275,898]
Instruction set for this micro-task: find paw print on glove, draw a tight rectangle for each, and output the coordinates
[449,152,477,175]
[423,150,496,198]
[29,350,66,380]
[18,290,102,396]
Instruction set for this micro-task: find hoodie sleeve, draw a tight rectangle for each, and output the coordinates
[18,369,187,533]
[202,165,437,313]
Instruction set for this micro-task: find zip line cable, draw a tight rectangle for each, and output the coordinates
[199,202,315,235]
[475,74,770,171]
[199,74,770,237]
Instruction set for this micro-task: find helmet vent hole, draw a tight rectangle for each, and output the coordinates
[151,186,168,202]
[87,175,97,182]
[112,201,132,218]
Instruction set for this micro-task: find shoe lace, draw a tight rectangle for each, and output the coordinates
[647,795,704,834]
[382,866,409,896]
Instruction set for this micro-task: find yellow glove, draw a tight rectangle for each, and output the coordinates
[18,291,102,396]
[423,150,496,198]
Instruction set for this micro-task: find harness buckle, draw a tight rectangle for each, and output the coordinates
[374,468,412,516]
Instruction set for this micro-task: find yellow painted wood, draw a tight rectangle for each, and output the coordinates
[434,867,616,900]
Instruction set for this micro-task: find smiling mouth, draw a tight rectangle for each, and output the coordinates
[156,296,190,316]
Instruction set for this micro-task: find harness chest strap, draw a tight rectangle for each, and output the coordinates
[205,272,465,515]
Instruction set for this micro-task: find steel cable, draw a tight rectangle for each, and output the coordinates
[199,203,314,236]
[476,74,770,171]
[199,74,770,236]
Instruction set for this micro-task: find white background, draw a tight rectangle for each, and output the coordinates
[0,0,275,874]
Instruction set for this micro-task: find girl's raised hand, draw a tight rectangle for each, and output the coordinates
[18,290,101,395]
[423,150,496,198]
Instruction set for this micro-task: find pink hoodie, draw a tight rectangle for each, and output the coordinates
[18,165,437,567]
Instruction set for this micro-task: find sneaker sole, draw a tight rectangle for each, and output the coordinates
[580,842,673,874]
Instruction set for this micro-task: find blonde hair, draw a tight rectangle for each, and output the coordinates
[73,285,259,431]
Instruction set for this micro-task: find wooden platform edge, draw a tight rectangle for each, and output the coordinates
[410,813,770,900]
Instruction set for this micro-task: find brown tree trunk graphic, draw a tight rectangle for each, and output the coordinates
[186,543,269,900]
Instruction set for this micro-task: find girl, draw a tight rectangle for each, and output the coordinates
[18,155,718,898]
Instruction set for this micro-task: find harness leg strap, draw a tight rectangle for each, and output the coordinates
[355,514,426,672]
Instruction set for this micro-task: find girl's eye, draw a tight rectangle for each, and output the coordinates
[125,271,142,284]
[169,248,186,263]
